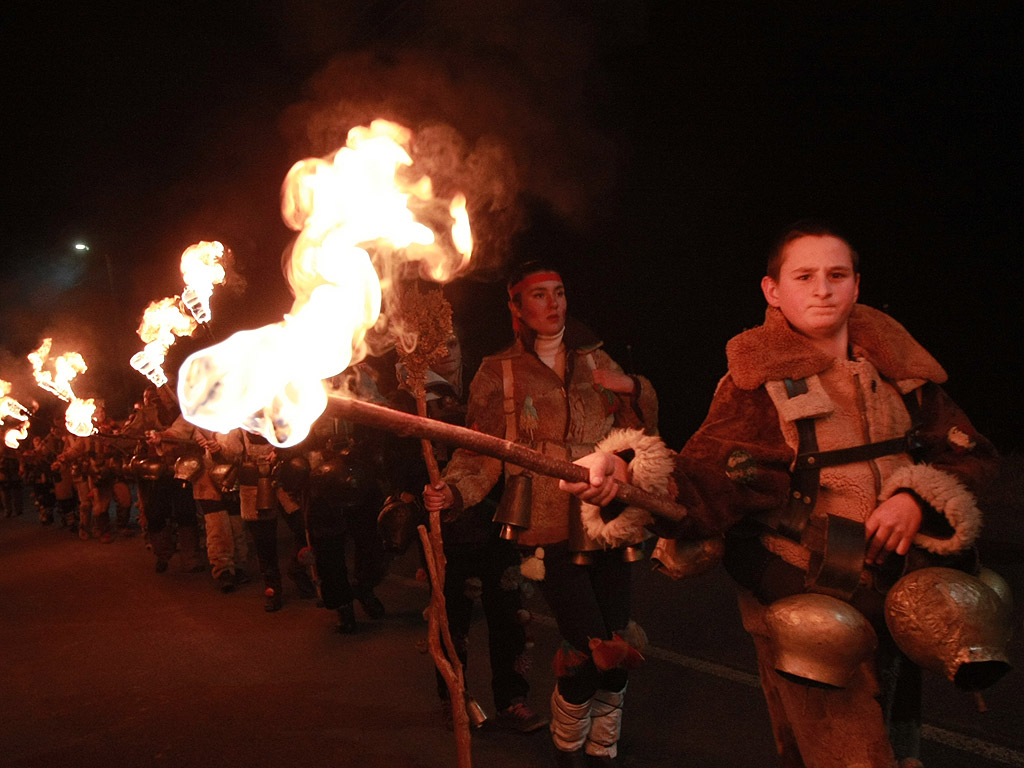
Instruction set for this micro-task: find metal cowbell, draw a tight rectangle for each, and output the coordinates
[494,473,532,541]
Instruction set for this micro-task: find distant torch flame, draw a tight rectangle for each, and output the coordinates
[5,421,29,449]
[130,296,198,387]
[28,338,87,402]
[27,340,97,437]
[178,119,473,447]
[180,240,227,324]
[65,397,97,437]
[0,379,32,422]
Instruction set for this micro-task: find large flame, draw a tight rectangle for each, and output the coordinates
[130,296,198,387]
[28,338,87,402]
[180,240,227,324]
[179,119,473,447]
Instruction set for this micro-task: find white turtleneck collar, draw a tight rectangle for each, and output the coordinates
[534,328,565,370]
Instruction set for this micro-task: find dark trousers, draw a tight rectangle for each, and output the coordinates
[310,514,387,611]
[435,537,529,711]
[539,542,634,703]
[140,477,197,533]
[245,508,307,587]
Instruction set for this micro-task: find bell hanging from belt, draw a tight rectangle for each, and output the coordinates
[493,473,532,541]
[255,460,276,511]
[568,506,603,566]
[465,695,489,728]
[620,544,646,563]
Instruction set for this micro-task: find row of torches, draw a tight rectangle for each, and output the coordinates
[1,240,225,447]
[1,119,473,450]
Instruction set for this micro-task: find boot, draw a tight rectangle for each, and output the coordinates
[550,686,592,755]
[355,585,385,619]
[78,505,91,540]
[336,602,356,633]
[585,687,624,763]
[288,568,317,600]
[150,527,174,573]
[553,747,588,768]
[177,526,204,573]
[115,504,134,537]
[264,573,283,612]
[93,512,112,543]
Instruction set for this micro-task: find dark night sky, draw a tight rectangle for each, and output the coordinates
[1,3,1021,452]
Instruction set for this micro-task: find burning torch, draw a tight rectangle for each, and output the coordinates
[130,296,198,392]
[180,239,227,329]
[27,339,98,437]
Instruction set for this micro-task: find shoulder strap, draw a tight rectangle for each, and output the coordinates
[775,377,818,541]
[501,358,517,443]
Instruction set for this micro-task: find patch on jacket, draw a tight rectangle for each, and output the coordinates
[594,384,621,415]
[726,450,758,484]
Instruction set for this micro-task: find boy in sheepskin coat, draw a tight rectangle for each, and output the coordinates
[562,223,999,768]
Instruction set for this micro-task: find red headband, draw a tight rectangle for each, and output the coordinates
[507,270,562,299]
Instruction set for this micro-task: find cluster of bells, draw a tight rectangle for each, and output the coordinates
[764,566,1013,693]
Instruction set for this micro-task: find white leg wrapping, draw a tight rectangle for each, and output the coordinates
[550,686,592,753]
[586,687,625,758]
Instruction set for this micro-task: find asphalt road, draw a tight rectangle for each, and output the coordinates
[1,486,1021,768]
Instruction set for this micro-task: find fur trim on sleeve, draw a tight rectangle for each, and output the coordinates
[879,464,982,555]
[579,429,675,548]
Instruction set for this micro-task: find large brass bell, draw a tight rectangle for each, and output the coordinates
[494,473,532,541]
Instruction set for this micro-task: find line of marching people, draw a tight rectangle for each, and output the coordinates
[1,335,553,741]
[4,383,387,623]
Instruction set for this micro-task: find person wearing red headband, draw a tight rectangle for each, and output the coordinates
[424,260,663,767]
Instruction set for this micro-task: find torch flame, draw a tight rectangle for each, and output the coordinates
[64,397,97,437]
[179,119,473,447]
[5,421,29,449]
[28,339,87,402]
[131,296,198,387]
[0,379,32,422]
[180,240,227,324]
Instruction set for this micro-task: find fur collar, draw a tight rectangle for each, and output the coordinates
[726,304,947,390]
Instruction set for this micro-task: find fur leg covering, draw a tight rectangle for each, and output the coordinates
[586,687,625,758]
[550,686,592,753]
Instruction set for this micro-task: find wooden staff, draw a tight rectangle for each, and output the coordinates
[323,395,687,521]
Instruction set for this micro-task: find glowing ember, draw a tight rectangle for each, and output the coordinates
[180,240,227,324]
[131,296,198,387]
[179,119,473,447]
[0,379,32,422]
[65,397,97,437]
[28,338,87,402]
[5,421,29,449]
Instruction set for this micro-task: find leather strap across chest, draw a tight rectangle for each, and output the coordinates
[775,376,923,600]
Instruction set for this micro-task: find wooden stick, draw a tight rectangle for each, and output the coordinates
[418,523,472,768]
[415,392,442,486]
[324,395,687,521]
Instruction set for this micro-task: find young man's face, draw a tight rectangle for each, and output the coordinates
[761,235,860,342]
[510,278,567,336]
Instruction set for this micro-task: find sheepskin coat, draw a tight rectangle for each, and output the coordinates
[666,304,998,598]
[441,317,658,548]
